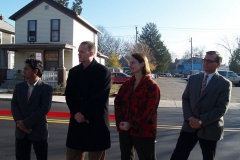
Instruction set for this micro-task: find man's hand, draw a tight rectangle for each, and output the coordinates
[75,112,88,123]
[17,120,32,133]
[119,121,130,131]
[189,117,201,129]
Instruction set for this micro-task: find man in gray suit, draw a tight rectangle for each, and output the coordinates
[11,59,53,160]
[170,51,232,160]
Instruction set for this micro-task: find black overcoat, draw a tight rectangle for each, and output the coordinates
[65,59,111,151]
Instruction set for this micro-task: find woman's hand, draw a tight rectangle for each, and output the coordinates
[119,121,130,131]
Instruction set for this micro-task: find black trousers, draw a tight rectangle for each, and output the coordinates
[170,130,217,160]
[119,131,156,160]
[15,135,48,160]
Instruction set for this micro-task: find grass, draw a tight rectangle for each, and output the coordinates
[110,84,121,96]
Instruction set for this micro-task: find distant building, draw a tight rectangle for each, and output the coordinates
[175,57,203,73]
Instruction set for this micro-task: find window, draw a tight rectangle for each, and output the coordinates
[218,71,226,76]
[28,20,37,42]
[0,32,2,44]
[11,35,15,44]
[51,19,60,41]
[44,50,59,70]
[228,71,237,77]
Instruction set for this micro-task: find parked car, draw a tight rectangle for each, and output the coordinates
[165,73,172,77]
[111,72,131,84]
[174,73,183,78]
[159,73,166,77]
[183,70,201,81]
[218,70,240,87]
[150,74,157,79]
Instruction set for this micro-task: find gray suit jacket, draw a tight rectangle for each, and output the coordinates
[11,79,53,141]
[182,72,232,141]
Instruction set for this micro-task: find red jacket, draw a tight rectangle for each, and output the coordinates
[114,75,160,138]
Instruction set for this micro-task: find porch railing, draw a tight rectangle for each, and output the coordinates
[5,70,69,87]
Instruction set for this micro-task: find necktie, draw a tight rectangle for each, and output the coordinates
[27,86,31,101]
[201,74,208,93]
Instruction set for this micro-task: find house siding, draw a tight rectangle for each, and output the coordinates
[2,32,12,44]
[14,52,27,70]
[72,20,98,67]
[64,50,72,70]
[14,50,43,70]
[15,2,73,44]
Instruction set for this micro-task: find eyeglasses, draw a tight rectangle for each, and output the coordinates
[202,59,217,63]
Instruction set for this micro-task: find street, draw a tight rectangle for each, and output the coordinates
[0,77,240,159]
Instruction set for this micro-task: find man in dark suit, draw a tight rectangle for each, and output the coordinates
[11,59,53,160]
[170,51,232,160]
[65,41,111,160]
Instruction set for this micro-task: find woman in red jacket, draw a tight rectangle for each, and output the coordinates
[114,53,161,160]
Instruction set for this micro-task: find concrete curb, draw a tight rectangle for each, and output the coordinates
[1,93,240,109]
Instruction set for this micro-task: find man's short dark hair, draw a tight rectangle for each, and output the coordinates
[25,59,43,77]
[206,51,222,64]
[80,41,95,54]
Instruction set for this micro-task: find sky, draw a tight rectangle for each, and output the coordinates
[1,0,240,64]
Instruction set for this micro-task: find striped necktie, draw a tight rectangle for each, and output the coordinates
[201,74,208,93]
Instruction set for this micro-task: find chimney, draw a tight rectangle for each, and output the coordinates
[0,14,4,21]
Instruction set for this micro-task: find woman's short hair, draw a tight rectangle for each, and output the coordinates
[131,53,151,75]
[25,59,43,77]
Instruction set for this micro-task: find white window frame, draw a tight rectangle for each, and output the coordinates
[11,34,15,44]
[50,19,60,42]
[0,32,2,44]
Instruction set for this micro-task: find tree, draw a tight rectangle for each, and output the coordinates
[71,0,83,15]
[138,23,171,73]
[217,36,240,56]
[130,43,156,71]
[97,25,124,60]
[54,0,83,15]
[53,0,69,8]
[229,49,240,73]
[182,46,206,59]
[108,53,121,68]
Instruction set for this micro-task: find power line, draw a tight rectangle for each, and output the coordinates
[103,25,240,31]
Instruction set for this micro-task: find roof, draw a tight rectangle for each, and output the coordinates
[0,43,75,51]
[0,20,15,34]
[9,0,100,34]
[97,51,108,59]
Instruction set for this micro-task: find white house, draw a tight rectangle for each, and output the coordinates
[0,0,107,87]
[0,14,15,85]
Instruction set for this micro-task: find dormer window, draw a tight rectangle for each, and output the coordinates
[51,19,60,42]
[28,20,37,42]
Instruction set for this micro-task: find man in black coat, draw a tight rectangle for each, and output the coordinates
[65,41,111,160]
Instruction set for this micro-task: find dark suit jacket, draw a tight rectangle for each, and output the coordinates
[11,79,53,141]
[65,59,111,151]
[182,72,232,141]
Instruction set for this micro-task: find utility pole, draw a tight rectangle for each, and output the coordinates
[135,26,138,44]
[190,37,193,71]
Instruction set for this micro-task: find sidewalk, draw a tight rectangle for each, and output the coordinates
[1,92,240,109]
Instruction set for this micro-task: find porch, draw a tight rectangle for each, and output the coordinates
[0,70,69,89]
[0,43,75,88]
